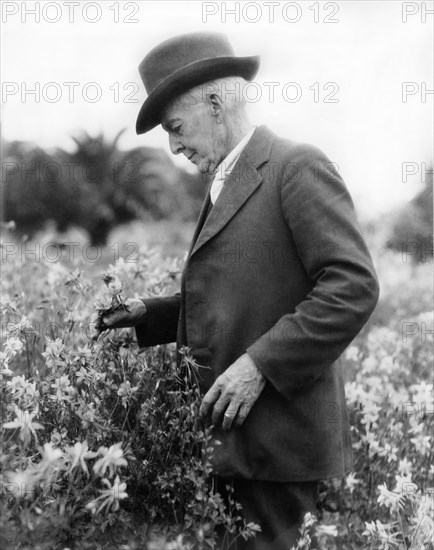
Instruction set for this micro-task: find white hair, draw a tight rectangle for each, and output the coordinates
[175,76,249,119]
[163,76,251,137]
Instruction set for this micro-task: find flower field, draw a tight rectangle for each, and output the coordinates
[0,230,433,550]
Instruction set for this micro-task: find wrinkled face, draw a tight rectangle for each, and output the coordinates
[161,94,227,175]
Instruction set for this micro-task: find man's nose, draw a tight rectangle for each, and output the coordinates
[169,134,183,155]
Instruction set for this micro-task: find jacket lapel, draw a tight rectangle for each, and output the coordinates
[185,187,212,258]
[189,125,275,258]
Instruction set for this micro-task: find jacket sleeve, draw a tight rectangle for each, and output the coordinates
[135,292,181,350]
[246,144,380,400]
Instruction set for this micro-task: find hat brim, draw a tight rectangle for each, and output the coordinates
[136,55,260,135]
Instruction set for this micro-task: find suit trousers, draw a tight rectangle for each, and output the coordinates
[214,477,319,550]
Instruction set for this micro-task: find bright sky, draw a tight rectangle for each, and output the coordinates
[1,0,433,219]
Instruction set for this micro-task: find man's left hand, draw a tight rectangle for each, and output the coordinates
[200,353,266,431]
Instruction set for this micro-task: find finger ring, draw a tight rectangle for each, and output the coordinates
[224,412,231,417]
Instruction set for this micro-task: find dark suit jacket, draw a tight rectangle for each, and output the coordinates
[136,125,379,482]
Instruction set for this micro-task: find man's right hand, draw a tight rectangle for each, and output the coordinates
[91,298,147,340]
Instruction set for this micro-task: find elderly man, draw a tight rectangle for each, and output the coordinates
[98,32,379,549]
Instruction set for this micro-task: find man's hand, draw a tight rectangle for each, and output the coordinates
[91,298,147,340]
[200,353,266,431]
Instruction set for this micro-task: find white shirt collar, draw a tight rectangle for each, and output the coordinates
[210,126,256,205]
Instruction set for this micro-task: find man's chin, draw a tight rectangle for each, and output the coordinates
[196,160,211,175]
[196,160,216,176]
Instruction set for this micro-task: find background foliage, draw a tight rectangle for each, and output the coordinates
[2,133,208,246]
[1,135,432,259]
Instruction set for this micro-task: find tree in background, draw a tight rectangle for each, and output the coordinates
[387,165,433,263]
[2,140,77,235]
[2,131,206,246]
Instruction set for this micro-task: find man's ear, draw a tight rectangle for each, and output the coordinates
[208,93,224,120]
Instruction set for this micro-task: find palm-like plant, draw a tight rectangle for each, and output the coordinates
[3,130,206,246]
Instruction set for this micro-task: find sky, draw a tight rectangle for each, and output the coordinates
[1,0,433,219]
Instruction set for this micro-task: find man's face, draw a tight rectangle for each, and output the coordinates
[161,94,226,175]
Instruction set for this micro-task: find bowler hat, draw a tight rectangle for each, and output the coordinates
[136,32,260,134]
